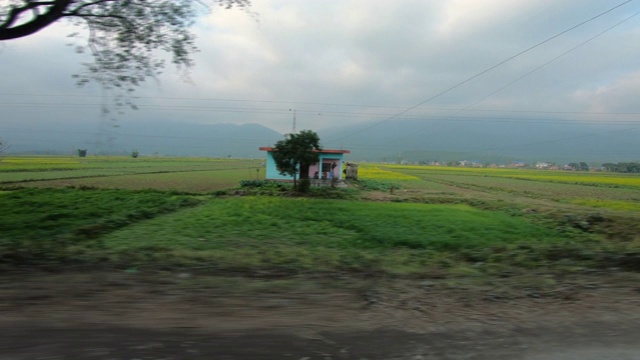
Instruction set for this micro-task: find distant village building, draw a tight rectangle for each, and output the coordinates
[259,147,351,181]
[535,162,552,170]
[508,161,527,168]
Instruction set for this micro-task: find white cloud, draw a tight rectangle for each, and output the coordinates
[573,71,640,114]
[435,0,540,38]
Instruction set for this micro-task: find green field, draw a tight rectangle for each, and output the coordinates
[1,157,639,276]
[0,156,262,192]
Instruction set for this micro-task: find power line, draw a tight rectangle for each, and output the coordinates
[3,94,640,116]
[378,8,640,148]
[1,3,637,158]
[3,102,640,124]
[2,127,276,143]
[445,10,640,122]
[325,0,634,144]
[0,93,403,109]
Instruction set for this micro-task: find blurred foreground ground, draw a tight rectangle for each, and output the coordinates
[1,271,639,359]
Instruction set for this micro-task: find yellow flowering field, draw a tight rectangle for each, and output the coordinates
[566,199,640,211]
[385,164,502,174]
[507,174,640,188]
[358,164,420,181]
[1,156,80,164]
[383,164,640,188]
[0,156,262,190]
[0,156,82,170]
[0,156,254,172]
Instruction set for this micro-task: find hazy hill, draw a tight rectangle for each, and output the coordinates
[5,116,638,164]
[319,118,640,164]
[5,120,284,158]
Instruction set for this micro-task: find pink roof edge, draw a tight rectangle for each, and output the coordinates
[259,147,350,154]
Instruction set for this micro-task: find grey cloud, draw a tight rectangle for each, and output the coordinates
[2,0,640,152]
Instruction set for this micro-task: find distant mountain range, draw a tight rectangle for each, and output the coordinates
[4,116,639,164]
[318,118,640,165]
[5,120,283,158]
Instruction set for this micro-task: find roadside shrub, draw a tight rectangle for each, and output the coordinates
[239,180,286,189]
[212,189,228,197]
[297,178,311,193]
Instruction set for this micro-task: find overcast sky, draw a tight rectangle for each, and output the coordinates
[1,0,640,148]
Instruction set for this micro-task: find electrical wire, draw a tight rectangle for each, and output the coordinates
[378,8,640,148]
[324,0,635,145]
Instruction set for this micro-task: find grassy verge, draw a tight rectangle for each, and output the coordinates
[96,196,639,276]
[4,187,635,276]
[0,188,201,265]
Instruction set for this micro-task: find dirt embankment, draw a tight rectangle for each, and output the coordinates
[1,271,639,359]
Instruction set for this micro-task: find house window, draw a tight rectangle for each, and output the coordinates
[322,162,332,172]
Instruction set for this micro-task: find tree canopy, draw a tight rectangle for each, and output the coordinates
[601,162,640,173]
[272,130,322,190]
[0,0,250,93]
[567,162,590,171]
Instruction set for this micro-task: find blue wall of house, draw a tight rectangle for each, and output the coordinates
[264,151,293,180]
[263,151,346,180]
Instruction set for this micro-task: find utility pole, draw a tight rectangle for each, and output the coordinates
[292,109,297,134]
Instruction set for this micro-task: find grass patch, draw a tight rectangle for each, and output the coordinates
[385,164,640,188]
[20,170,249,193]
[354,179,401,191]
[3,158,639,277]
[104,197,565,251]
[93,196,580,274]
[0,188,200,265]
[0,156,262,191]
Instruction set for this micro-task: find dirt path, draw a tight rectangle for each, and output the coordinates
[1,271,639,359]
[3,321,640,360]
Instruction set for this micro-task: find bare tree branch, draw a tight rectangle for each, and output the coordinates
[0,0,71,40]
[0,138,11,153]
[0,0,252,107]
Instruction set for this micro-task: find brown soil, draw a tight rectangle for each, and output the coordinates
[1,270,639,359]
